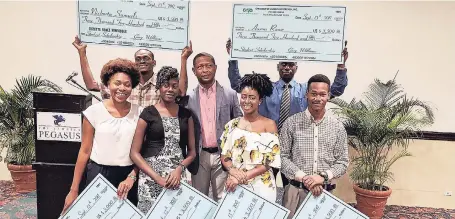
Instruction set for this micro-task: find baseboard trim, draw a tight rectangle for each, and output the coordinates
[346,129,455,142]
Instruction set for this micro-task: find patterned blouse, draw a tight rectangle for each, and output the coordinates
[220,118,281,202]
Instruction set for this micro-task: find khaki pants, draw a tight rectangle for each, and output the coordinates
[191,150,227,202]
[282,185,334,219]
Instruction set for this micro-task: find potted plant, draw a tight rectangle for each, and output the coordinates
[330,76,434,219]
[0,75,62,193]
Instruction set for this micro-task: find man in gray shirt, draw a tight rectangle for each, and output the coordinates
[279,74,349,218]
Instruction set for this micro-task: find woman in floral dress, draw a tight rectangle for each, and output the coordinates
[220,73,281,202]
[129,66,196,214]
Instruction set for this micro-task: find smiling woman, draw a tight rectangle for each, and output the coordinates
[61,58,143,214]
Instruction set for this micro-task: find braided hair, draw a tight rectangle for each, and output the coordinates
[239,72,273,99]
[155,66,179,90]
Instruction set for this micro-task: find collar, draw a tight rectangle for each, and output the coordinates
[199,81,217,93]
[304,109,327,125]
[138,74,157,88]
[277,79,297,89]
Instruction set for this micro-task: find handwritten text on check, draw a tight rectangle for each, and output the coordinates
[212,186,289,219]
[77,0,189,50]
[145,182,217,219]
[231,5,346,62]
[293,190,369,219]
[59,174,144,219]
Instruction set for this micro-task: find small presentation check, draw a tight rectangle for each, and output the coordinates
[292,190,369,219]
[59,174,144,219]
[144,181,218,219]
[231,4,346,62]
[212,185,289,219]
[77,0,189,50]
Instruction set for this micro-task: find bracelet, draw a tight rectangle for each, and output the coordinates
[178,163,186,170]
[128,175,137,181]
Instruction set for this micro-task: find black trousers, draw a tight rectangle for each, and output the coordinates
[85,160,139,206]
[272,167,289,186]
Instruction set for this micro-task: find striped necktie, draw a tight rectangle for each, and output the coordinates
[278,84,291,130]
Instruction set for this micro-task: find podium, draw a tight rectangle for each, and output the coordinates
[32,92,92,219]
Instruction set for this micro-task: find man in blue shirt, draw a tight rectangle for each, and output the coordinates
[225,39,349,186]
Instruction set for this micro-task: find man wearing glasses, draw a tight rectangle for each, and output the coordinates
[225,38,349,187]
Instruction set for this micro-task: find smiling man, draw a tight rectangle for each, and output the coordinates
[279,74,349,218]
[72,36,192,106]
[225,38,349,187]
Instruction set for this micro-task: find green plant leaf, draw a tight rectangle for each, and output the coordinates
[330,75,434,190]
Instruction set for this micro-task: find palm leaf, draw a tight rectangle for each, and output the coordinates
[0,75,62,165]
[330,74,434,190]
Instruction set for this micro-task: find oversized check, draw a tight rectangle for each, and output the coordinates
[145,181,217,219]
[231,5,346,62]
[212,185,289,219]
[293,190,369,219]
[77,0,189,50]
[59,174,144,219]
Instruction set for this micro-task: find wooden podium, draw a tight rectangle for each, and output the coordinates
[32,92,92,219]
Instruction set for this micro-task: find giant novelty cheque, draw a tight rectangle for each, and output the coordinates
[292,190,369,219]
[230,4,346,62]
[212,185,290,219]
[144,181,218,219]
[77,0,189,50]
[59,174,144,219]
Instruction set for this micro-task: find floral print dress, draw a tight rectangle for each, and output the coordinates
[137,117,186,214]
[220,118,281,202]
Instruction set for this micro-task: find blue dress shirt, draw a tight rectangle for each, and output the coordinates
[227,60,348,126]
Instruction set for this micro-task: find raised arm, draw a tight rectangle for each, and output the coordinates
[226,38,242,93]
[179,41,193,96]
[72,36,100,92]
[330,47,349,97]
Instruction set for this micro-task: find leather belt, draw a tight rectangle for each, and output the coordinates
[202,147,219,153]
[289,180,336,191]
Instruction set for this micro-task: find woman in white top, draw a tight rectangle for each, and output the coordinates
[61,58,143,214]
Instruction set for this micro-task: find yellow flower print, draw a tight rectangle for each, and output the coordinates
[262,153,274,166]
[261,171,271,186]
[225,150,232,159]
[250,150,260,162]
[272,144,280,155]
[234,136,247,149]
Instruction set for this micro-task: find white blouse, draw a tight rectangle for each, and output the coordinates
[82,102,143,166]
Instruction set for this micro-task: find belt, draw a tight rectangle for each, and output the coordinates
[202,147,219,153]
[289,180,336,191]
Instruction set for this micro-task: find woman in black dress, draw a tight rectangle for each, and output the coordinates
[129,66,197,214]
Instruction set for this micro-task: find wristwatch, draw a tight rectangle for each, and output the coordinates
[318,171,329,183]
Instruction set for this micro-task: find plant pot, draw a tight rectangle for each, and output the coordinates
[353,184,392,219]
[7,164,36,193]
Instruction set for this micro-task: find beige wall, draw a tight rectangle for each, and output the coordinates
[333,139,455,209]
[1,0,454,210]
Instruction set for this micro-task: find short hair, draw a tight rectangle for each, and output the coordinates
[155,66,179,90]
[192,52,216,67]
[134,49,154,59]
[307,74,331,92]
[100,58,140,88]
[239,72,273,99]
